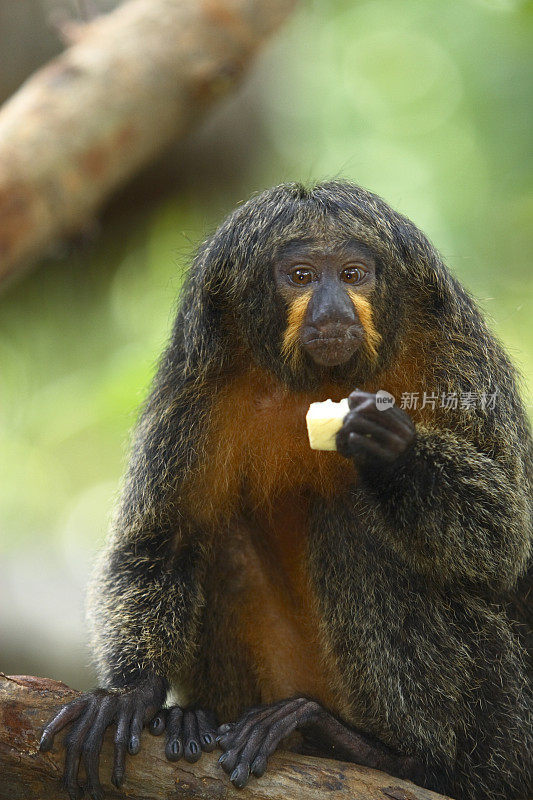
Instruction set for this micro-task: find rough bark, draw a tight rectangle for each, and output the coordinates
[0,674,453,800]
[0,0,297,284]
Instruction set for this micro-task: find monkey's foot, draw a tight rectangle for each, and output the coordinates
[153,706,218,764]
[216,697,321,788]
[39,674,167,800]
[216,697,424,789]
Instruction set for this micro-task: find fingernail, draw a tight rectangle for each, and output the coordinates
[189,740,198,754]
[203,734,213,745]
[171,740,180,755]
[251,756,266,776]
[111,770,123,788]
[231,765,249,788]
[219,753,228,764]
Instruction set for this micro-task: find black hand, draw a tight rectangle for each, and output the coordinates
[217,697,425,790]
[150,705,218,764]
[336,390,415,466]
[39,674,167,800]
[216,698,322,788]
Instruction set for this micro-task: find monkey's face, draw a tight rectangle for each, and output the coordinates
[275,238,380,368]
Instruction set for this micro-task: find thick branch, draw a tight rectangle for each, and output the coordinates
[0,673,452,800]
[0,0,297,284]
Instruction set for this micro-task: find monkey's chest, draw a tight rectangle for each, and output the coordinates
[224,495,345,713]
[184,371,353,711]
[183,370,356,525]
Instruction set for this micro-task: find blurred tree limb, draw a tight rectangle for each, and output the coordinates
[0,673,452,800]
[0,0,297,286]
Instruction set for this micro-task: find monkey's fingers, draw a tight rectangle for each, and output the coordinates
[349,431,395,462]
[220,698,321,789]
[365,407,414,440]
[336,420,392,463]
[113,689,161,785]
[347,389,370,409]
[181,708,218,761]
[347,396,415,436]
[347,391,415,436]
[347,391,396,418]
[182,708,202,762]
[337,406,415,463]
[196,709,218,752]
[217,705,273,752]
[63,702,99,800]
[81,696,117,800]
[128,705,146,756]
[382,404,416,436]
[149,708,167,736]
[111,700,134,789]
[350,415,407,448]
[163,706,217,763]
[165,706,184,761]
[246,703,316,784]
[216,704,261,745]
[39,696,89,752]
[345,416,410,461]
[218,702,292,783]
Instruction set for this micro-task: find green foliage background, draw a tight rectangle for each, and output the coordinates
[1,0,532,686]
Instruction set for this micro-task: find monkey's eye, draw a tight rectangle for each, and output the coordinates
[289,267,316,286]
[341,266,367,284]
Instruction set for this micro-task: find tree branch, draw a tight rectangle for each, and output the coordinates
[0,673,453,800]
[0,0,297,285]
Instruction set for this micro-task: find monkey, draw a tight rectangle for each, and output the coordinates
[40,181,533,800]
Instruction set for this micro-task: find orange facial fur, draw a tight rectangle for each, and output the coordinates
[281,293,312,369]
[365,310,438,428]
[282,290,382,372]
[347,290,382,360]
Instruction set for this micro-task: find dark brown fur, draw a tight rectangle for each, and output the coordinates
[88,182,533,800]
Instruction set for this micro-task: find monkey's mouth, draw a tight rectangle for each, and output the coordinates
[302,331,362,367]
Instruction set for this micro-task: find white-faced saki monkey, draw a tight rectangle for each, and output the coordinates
[41,182,533,800]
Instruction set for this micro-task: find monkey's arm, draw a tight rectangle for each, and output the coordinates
[337,391,532,589]
[40,358,218,797]
[40,527,216,800]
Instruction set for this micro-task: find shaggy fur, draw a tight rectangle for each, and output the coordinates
[88,181,533,800]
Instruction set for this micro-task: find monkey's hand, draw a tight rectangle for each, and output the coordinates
[150,705,218,763]
[39,674,167,800]
[216,697,425,789]
[336,390,415,467]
